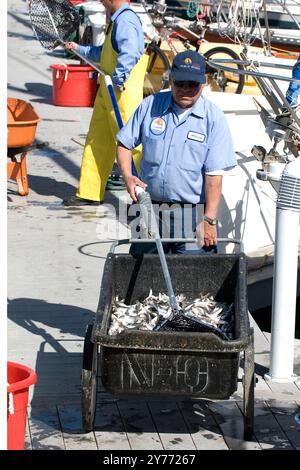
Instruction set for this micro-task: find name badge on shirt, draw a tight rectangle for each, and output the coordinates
[187,131,206,143]
[150,117,166,136]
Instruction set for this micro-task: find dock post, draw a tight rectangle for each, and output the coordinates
[265,159,300,382]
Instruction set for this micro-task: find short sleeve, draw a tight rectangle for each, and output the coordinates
[117,97,151,149]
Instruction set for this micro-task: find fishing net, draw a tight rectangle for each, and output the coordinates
[29,0,80,50]
[155,311,231,339]
[216,0,264,46]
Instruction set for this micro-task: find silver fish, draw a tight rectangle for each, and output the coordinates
[108,291,234,339]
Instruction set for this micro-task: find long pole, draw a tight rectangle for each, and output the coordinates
[265,159,300,382]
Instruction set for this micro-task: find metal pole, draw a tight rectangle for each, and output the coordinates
[265,159,300,383]
[262,0,272,55]
[266,208,299,382]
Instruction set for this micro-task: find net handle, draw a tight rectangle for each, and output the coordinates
[44,0,105,77]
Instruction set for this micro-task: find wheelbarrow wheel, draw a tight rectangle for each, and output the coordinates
[81,324,98,432]
[243,328,255,440]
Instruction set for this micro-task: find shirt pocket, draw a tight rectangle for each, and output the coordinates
[142,135,165,166]
[179,139,207,172]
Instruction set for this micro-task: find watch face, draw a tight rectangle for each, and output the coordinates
[204,216,217,225]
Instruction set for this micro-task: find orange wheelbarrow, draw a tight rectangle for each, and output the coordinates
[7,143,47,196]
[7,97,44,196]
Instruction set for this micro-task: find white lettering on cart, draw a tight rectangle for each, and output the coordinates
[120,353,208,393]
[176,357,208,392]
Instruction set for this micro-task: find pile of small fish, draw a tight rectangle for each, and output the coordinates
[183,296,234,339]
[108,290,234,339]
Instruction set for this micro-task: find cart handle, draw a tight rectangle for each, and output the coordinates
[108,238,243,255]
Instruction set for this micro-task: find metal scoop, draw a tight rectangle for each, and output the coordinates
[135,187,228,337]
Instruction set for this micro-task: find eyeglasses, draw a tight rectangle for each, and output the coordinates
[173,80,201,89]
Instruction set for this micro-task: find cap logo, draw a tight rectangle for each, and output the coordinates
[184,58,192,64]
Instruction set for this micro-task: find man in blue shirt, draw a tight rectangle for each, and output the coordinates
[116,50,237,254]
[64,1,145,90]
[63,0,148,206]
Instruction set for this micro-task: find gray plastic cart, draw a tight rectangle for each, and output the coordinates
[81,239,255,439]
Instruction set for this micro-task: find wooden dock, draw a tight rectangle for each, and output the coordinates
[22,313,300,451]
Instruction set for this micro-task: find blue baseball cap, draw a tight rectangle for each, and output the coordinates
[171,50,206,84]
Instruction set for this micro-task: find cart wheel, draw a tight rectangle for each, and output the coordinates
[81,324,98,432]
[243,328,255,440]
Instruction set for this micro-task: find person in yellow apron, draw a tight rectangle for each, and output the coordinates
[64,0,148,206]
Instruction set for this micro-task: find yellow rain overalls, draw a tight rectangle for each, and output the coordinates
[77,18,149,201]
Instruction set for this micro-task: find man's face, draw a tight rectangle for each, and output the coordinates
[101,0,124,13]
[101,0,113,13]
[170,78,204,109]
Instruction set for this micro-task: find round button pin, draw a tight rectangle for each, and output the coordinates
[150,117,166,135]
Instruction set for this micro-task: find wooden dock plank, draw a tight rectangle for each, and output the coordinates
[249,314,269,346]
[208,400,261,450]
[254,375,274,396]
[249,314,270,373]
[249,315,300,399]
[178,400,228,450]
[28,405,65,450]
[94,402,130,450]
[264,380,300,399]
[117,400,163,450]
[57,404,98,450]
[234,356,271,401]
[252,401,293,450]
[267,400,300,450]
[147,401,196,450]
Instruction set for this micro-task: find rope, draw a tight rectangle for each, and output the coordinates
[8,385,14,415]
[216,0,264,46]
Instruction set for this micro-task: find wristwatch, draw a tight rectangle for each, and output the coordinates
[203,215,218,225]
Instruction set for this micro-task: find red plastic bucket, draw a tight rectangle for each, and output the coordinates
[68,0,87,5]
[7,362,37,450]
[50,64,98,107]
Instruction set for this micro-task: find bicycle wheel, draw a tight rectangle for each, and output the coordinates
[144,42,171,96]
[204,47,245,94]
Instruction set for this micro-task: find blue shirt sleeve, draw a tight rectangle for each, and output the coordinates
[111,12,145,87]
[204,111,237,172]
[77,45,102,64]
[117,96,151,148]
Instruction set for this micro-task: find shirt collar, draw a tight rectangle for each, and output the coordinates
[154,92,173,117]
[111,4,130,22]
[190,95,205,118]
[170,94,205,118]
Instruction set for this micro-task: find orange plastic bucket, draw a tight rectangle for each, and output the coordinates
[7,98,41,148]
[51,64,98,107]
[7,362,37,450]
